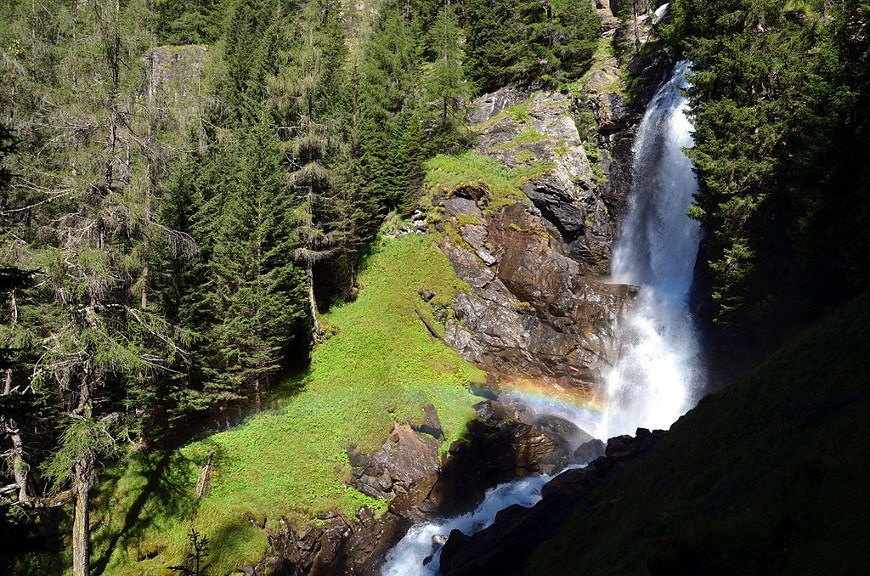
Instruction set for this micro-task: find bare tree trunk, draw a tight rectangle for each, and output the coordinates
[71,366,93,576]
[307,259,320,339]
[103,0,121,192]
[72,457,92,576]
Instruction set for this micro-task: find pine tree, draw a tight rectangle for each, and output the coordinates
[423,3,471,151]
[270,0,348,339]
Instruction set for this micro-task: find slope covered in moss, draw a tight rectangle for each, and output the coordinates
[88,234,484,575]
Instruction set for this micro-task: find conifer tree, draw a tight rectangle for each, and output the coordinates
[423,3,471,151]
[202,123,307,410]
[356,3,424,211]
[270,0,348,339]
[0,3,190,573]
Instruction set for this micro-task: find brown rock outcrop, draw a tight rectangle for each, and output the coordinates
[439,86,637,397]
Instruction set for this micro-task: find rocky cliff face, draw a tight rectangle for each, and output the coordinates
[256,402,595,576]
[438,79,637,400]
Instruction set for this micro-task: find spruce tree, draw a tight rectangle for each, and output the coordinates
[269,0,348,339]
[423,3,471,151]
[202,123,306,411]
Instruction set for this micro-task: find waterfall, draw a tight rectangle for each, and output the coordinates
[381,61,704,575]
[600,60,704,438]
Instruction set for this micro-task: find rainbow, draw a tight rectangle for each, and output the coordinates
[495,378,607,438]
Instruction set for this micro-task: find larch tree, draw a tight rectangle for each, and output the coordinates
[0,2,189,574]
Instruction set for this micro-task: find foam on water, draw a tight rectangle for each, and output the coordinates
[600,60,704,438]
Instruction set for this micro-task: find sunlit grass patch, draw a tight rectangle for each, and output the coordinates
[424,151,551,214]
[91,234,483,575]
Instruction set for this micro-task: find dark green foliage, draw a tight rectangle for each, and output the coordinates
[218,0,285,124]
[422,3,473,153]
[463,0,601,92]
[355,3,426,212]
[269,0,349,336]
[201,124,308,409]
[531,287,870,576]
[663,0,870,331]
[154,0,226,44]
[0,123,12,190]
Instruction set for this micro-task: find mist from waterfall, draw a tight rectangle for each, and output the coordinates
[600,60,704,438]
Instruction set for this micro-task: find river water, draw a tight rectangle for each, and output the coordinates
[381,60,703,575]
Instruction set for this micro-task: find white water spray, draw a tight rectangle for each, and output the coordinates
[381,62,705,575]
[601,60,704,438]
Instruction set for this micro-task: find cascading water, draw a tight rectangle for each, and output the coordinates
[381,474,555,576]
[600,60,704,438]
[381,61,704,575]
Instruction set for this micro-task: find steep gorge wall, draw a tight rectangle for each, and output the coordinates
[253,7,684,574]
[436,50,644,402]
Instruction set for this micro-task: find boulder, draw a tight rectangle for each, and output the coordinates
[574,438,607,464]
[348,422,440,515]
[426,401,581,516]
[415,403,444,440]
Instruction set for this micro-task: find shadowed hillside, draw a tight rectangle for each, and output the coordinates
[529,287,870,575]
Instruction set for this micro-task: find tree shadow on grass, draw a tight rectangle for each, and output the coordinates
[91,447,207,576]
[204,518,269,574]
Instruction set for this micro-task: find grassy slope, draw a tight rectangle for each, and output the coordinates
[530,288,870,575]
[89,234,484,575]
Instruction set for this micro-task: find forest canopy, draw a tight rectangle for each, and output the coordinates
[663,0,870,332]
[0,1,602,572]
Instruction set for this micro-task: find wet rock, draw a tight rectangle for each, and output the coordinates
[530,414,594,450]
[264,507,410,576]
[426,402,578,516]
[440,428,666,576]
[438,528,472,573]
[574,438,607,464]
[441,203,636,394]
[439,83,640,399]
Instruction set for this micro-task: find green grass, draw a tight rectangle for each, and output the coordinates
[529,287,870,576]
[89,234,484,575]
[424,152,551,214]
